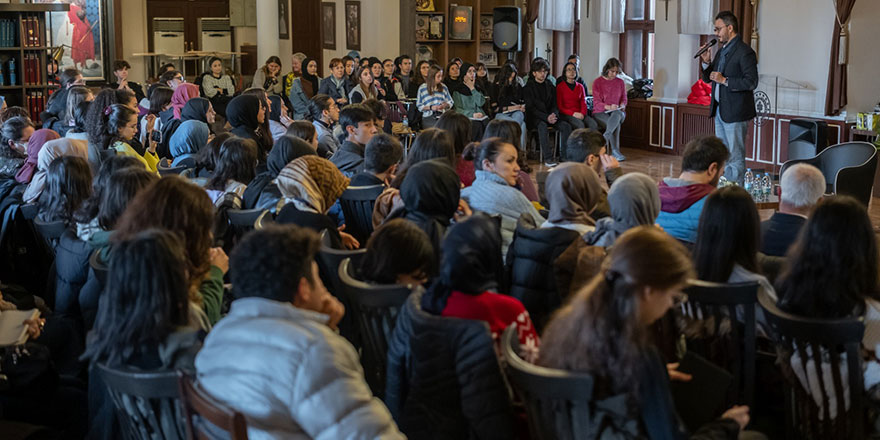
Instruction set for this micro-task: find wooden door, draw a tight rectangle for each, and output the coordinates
[147,0,230,76]
[290,0,323,75]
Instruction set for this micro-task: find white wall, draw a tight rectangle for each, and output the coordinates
[321,0,400,66]
[120,0,148,83]
[847,0,880,114]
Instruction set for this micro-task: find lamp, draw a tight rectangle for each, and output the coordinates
[50,44,72,64]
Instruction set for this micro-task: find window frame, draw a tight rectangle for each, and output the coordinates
[618,0,655,80]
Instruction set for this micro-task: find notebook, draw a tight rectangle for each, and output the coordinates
[670,351,734,432]
[0,309,39,346]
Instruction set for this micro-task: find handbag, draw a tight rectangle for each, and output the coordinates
[0,342,57,395]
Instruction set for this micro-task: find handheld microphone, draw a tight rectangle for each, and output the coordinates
[694,39,718,59]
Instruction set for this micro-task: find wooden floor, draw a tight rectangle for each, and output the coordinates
[528,147,880,226]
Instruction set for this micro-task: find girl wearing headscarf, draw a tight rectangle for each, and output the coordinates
[169,120,210,165]
[385,159,461,254]
[179,97,215,126]
[583,172,660,247]
[451,63,488,141]
[541,162,603,235]
[421,213,540,354]
[225,94,268,157]
[275,155,357,249]
[23,137,89,203]
[267,95,294,141]
[241,135,316,211]
[171,83,200,120]
[288,57,321,119]
[14,129,60,184]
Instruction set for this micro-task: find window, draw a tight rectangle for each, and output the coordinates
[620,0,655,80]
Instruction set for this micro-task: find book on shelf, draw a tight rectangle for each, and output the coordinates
[0,19,17,47]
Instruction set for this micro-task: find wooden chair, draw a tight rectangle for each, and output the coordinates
[338,184,384,245]
[338,257,412,399]
[95,364,186,440]
[501,325,596,440]
[178,374,248,440]
[758,293,867,440]
[678,280,759,408]
[316,230,366,345]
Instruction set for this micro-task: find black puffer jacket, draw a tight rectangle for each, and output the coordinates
[385,290,515,440]
[53,229,92,322]
[505,214,580,331]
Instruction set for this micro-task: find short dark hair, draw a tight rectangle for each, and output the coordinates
[159,70,181,85]
[339,104,374,134]
[207,136,258,190]
[715,11,739,33]
[566,128,607,162]
[113,60,131,72]
[1,115,33,144]
[601,58,622,77]
[286,120,317,143]
[568,54,579,62]
[159,63,176,73]
[230,224,320,301]
[148,85,174,115]
[309,94,333,120]
[358,219,436,284]
[364,133,402,174]
[530,58,550,75]
[362,98,388,121]
[681,135,730,173]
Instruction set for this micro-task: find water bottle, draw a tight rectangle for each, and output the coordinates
[762,173,772,199]
[8,57,15,85]
[402,114,409,129]
[743,168,753,194]
[0,62,5,86]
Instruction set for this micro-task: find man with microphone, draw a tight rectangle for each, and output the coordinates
[699,11,758,185]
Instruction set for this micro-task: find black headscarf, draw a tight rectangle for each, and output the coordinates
[268,95,284,123]
[421,213,504,315]
[301,58,321,97]
[226,94,262,141]
[387,159,460,254]
[242,135,317,209]
[180,97,211,124]
[443,61,461,92]
[453,62,475,96]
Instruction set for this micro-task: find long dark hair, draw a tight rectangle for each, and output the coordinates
[148,85,174,115]
[86,89,121,146]
[693,186,760,281]
[390,128,454,188]
[539,226,694,395]
[97,168,157,230]
[194,132,232,176]
[99,104,137,150]
[65,86,91,125]
[74,155,143,224]
[777,196,880,319]
[207,136,258,190]
[241,88,274,155]
[435,111,470,156]
[412,60,430,88]
[83,229,191,367]
[358,218,436,285]
[38,156,92,224]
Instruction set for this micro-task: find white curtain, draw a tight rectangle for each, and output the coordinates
[538,0,576,31]
[592,0,625,33]
[679,0,719,35]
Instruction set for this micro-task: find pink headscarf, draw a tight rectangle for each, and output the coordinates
[171,83,200,119]
[14,129,60,184]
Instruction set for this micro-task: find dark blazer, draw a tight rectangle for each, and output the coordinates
[701,35,758,123]
[760,212,806,257]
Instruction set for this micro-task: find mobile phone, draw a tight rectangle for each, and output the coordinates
[151,130,162,143]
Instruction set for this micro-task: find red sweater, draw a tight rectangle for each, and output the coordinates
[442,290,540,356]
[555,81,588,117]
[592,76,627,113]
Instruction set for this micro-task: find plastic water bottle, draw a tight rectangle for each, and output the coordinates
[402,114,409,129]
[743,169,754,194]
[762,173,772,199]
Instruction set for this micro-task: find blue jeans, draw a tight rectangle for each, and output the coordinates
[714,112,749,185]
[494,110,528,150]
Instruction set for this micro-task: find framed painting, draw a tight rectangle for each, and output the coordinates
[345,1,360,51]
[44,0,109,81]
[278,0,289,40]
[322,2,336,50]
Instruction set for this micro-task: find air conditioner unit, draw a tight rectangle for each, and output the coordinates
[153,18,185,54]
[198,18,232,52]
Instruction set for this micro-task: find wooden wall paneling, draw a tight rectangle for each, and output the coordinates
[620,99,649,149]
[662,106,674,150]
[777,118,791,165]
[291,0,322,73]
[744,122,756,162]
[649,104,661,147]
[675,103,713,152]
[755,118,775,165]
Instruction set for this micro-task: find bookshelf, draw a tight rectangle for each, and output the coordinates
[0,3,70,124]
[406,0,516,72]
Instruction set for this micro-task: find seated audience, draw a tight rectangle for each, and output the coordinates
[190,132,231,179]
[318,58,352,106]
[23,137,89,203]
[310,94,341,158]
[435,111,474,186]
[656,135,728,243]
[66,100,91,142]
[268,95,293,140]
[169,120,210,166]
[584,172,661,247]
[139,86,173,146]
[330,104,377,177]
[557,62,599,132]
[416,64,454,128]
[276,155,357,249]
[349,66,378,104]
[14,128,60,185]
[391,55,413,100]
[483,119,539,202]
[289,57,321,119]
[171,83,200,120]
[287,120,319,150]
[204,136,258,209]
[491,63,528,149]
[180,97,216,126]
[195,225,404,439]
[104,104,160,173]
[37,156,92,224]
[0,116,35,179]
[408,60,430,99]
[42,68,83,126]
[475,62,491,96]
[761,163,824,257]
[565,128,622,219]
[556,54,587,89]
[108,59,145,103]
[451,63,488,140]
[225,94,267,154]
[351,133,402,187]
[524,58,572,167]
[461,138,544,257]
[539,226,750,438]
[52,85,92,136]
[541,162,602,234]
[282,52,306,98]
[358,219,436,286]
[202,57,235,116]
[241,88,276,157]
[251,55,284,95]
[592,58,628,160]
[442,60,461,91]
[113,176,227,325]
[369,57,392,101]
[242,135,316,211]
[158,69,185,90]
[362,98,391,134]
[83,229,204,439]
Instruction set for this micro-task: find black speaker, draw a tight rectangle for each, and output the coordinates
[788,119,828,160]
[493,6,521,52]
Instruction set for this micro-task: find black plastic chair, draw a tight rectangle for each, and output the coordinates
[501,325,596,440]
[677,280,759,408]
[227,209,266,230]
[338,184,384,245]
[316,230,366,345]
[95,364,186,440]
[758,294,866,440]
[157,164,190,177]
[338,257,412,399]
[254,210,274,230]
[178,374,249,440]
[779,141,877,206]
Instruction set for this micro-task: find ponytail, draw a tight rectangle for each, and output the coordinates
[461,142,479,161]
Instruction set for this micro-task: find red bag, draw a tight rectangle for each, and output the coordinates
[687,79,712,106]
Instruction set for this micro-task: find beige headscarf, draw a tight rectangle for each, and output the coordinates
[276,155,349,214]
[22,138,88,203]
[545,162,603,226]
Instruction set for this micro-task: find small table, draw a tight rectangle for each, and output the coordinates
[753,193,780,211]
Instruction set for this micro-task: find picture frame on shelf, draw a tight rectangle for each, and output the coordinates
[322,2,336,50]
[428,15,444,40]
[416,45,434,63]
[345,1,361,51]
[415,0,435,12]
[480,15,493,41]
[478,43,498,66]
[46,0,108,81]
[415,15,430,41]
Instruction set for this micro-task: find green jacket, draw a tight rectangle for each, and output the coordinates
[452,90,486,118]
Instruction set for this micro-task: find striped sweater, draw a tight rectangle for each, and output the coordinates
[416,84,454,118]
